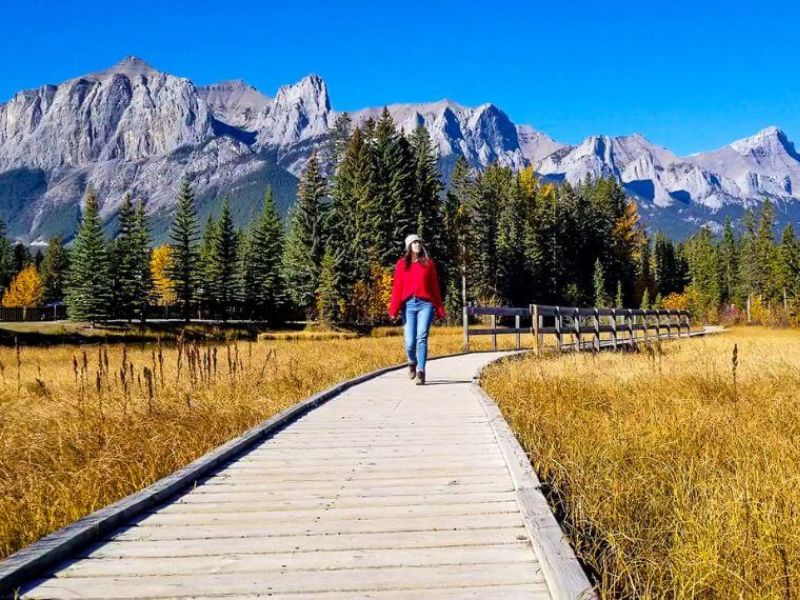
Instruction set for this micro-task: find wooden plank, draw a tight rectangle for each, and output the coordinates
[53,543,536,578]
[22,563,546,599]
[183,583,552,599]
[83,527,532,559]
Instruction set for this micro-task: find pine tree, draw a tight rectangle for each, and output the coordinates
[754,199,777,298]
[316,246,340,327]
[169,178,199,321]
[640,288,650,310]
[206,199,238,320]
[323,112,352,174]
[615,280,623,308]
[197,215,218,313]
[737,209,759,303]
[284,149,327,318]
[774,224,800,307]
[410,124,443,257]
[441,155,472,313]
[0,218,14,292]
[635,234,655,306]
[243,187,285,321]
[132,202,153,321]
[40,237,68,303]
[111,193,139,320]
[65,187,112,322]
[13,243,31,273]
[719,217,739,304]
[593,259,610,307]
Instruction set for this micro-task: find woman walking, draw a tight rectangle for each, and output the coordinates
[388,234,446,385]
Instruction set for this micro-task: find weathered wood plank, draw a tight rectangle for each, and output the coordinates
[17,350,595,599]
[82,527,532,559]
[22,562,546,598]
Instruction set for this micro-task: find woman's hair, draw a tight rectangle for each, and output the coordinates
[403,240,430,268]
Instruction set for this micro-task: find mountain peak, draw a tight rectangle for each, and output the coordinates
[98,55,159,79]
[730,125,790,155]
[274,74,330,111]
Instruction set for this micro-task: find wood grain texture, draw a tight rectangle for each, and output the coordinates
[14,350,593,599]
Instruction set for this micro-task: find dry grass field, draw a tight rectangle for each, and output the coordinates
[481,327,800,598]
[0,325,522,561]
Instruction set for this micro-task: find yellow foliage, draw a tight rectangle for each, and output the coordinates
[518,166,537,199]
[615,200,643,249]
[661,292,688,311]
[150,245,176,306]
[348,263,394,325]
[2,266,43,308]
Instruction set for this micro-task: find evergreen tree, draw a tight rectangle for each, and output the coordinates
[754,199,777,297]
[593,259,610,307]
[284,149,327,318]
[197,215,217,312]
[615,280,624,308]
[774,224,800,305]
[316,246,340,327]
[635,234,655,306]
[441,155,472,315]
[719,217,739,304]
[13,243,31,273]
[169,178,200,321]
[40,237,68,303]
[737,209,759,303]
[65,187,112,322]
[132,202,153,322]
[410,124,443,257]
[467,167,503,303]
[0,218,14,292]
[686,226,722,318]
[206,199,238,319]
[243,187,285,321]
[111,193,139,320]
[323,112,353,174]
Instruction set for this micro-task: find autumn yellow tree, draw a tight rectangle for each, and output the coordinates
[2,265,43,309]
[150,245,177,306]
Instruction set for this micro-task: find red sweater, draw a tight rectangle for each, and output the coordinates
[388,257,447,320]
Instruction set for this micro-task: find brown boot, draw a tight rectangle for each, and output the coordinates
[415,369,425,385]
[408,362,417,379]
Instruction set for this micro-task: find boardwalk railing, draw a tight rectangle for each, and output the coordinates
[463,303,691,354]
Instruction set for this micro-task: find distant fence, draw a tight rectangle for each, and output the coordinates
[463,303,692,353]
[0,305,67,322]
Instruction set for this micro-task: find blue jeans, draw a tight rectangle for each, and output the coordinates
[401,297,434,371]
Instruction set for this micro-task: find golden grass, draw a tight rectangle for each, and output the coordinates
[481,327,800,598]
[0,325,523,560]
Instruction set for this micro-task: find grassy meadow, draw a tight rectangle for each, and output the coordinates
[0,325,523,561]
[481,327,800,598]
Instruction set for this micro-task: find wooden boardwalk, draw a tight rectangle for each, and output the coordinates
[18,351,591,599]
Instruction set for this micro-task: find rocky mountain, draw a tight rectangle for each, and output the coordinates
[0,56,799,243]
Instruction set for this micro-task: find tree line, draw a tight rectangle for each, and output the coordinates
[3,107,795,326]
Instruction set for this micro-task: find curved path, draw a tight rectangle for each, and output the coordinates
[18,351,592,599]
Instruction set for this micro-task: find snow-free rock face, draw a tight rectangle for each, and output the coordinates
[0,57,214,170]
[197,80,271,130]
[689,127,800,200]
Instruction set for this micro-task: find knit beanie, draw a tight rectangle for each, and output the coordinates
[404,234,421,251]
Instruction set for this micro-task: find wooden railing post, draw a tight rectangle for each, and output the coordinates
[555,307,563,352]
[593,308,600,351]
[611,308,618,350]
[515,314,521,350]
[463,304,470,351]
[628,309,635,347]
[531,304,541,356]
[490,313,497,350]
[574,308,581,353]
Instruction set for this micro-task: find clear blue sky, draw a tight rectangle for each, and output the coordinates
[2,0,798,156]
